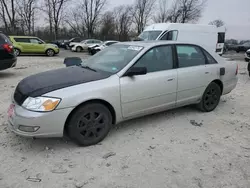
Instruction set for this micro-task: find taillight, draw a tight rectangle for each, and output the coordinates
[3,43,13,53]
[236,64,238,75]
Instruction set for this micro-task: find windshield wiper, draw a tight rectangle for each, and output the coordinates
[81,65,97,72]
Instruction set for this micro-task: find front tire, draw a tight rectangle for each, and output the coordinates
[197,82,221,112]
[67,103,112,146]
[46,49,55,57]
[76,46,82,52]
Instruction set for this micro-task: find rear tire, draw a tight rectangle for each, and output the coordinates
[46,49,55,57]
[67,103,112,146]
[197,82,221,112]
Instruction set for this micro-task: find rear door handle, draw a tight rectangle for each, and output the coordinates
[205,72,209,74]
[167,78,174,81]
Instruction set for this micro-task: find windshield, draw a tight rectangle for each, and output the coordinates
[138,30,162,40]
[82,44,143,73]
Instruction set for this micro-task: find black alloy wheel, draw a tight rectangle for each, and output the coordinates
[197,82,221,112]
[67,103,112,146]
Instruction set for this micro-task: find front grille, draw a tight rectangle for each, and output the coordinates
[14,88,27,105]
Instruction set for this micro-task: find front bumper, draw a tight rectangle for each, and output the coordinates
[71,46,77,51]
[8,102,73,138]
[55,48,60,54]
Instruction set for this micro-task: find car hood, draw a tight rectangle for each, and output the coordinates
[15,66,111,98]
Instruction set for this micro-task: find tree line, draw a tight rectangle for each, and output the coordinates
[0,0,221,42]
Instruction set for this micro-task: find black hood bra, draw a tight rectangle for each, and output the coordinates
[15,66,111,98]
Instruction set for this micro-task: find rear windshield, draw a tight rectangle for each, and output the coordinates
[0,33,12,44]
[218,32,225,43]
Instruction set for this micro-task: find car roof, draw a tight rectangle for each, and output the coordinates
[104,40,119,43]
[9,36,38,38]
[118,40,201,48]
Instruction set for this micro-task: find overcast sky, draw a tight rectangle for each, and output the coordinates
[108,0,250,40]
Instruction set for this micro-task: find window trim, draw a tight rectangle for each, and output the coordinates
[174,43,215,68]
[122,44,177,77]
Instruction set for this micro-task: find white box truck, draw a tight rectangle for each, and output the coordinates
[137,23,226,55]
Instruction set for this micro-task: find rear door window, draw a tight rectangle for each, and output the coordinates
[176,45,206,68]
[86,40,93,44]
[14,38,30,43]
[203,50,218,64]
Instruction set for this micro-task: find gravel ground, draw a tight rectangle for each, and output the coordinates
[0,52,249,188]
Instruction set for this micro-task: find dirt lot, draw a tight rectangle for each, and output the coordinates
[0,52,249,188]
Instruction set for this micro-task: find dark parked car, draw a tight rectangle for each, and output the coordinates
[51,40,64,47]
[0,33,17,70]
[235,42,250,53]
[63,37,82,50]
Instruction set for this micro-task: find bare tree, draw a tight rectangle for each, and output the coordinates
[167,0,182,23]
[43,0,69,40]
[100,11,116,40]
[81,0,107,38]
[167,0,206,23]
[179,0,206,23]
[209,19,225,27]
[153,0,169,23]
[133,0,156,34]
[16,0,37,35]
[0,0,17,33]
[65,10,86,36]
[114,5,133,41]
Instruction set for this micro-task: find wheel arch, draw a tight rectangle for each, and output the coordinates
[211,79,223,94]
[45,48,55,52]
[64,99,116,134]
[76,46,83,50]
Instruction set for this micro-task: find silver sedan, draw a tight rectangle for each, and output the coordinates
[8,41,238,146]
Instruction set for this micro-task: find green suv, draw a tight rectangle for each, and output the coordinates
[9,36,59,57]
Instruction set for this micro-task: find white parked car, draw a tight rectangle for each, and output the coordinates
[71,39,102,52]
[8,41,238,146]
[88,40,119,55]
[245,49,250,62]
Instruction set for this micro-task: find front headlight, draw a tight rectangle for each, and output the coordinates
[22,97,61,112]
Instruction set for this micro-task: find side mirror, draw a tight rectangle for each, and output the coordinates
[38,41,44,44]
[64,57,83,67]
[124,67,147,77]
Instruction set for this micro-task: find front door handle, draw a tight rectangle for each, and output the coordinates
[167,78,174,81]
[205,72,209,74]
